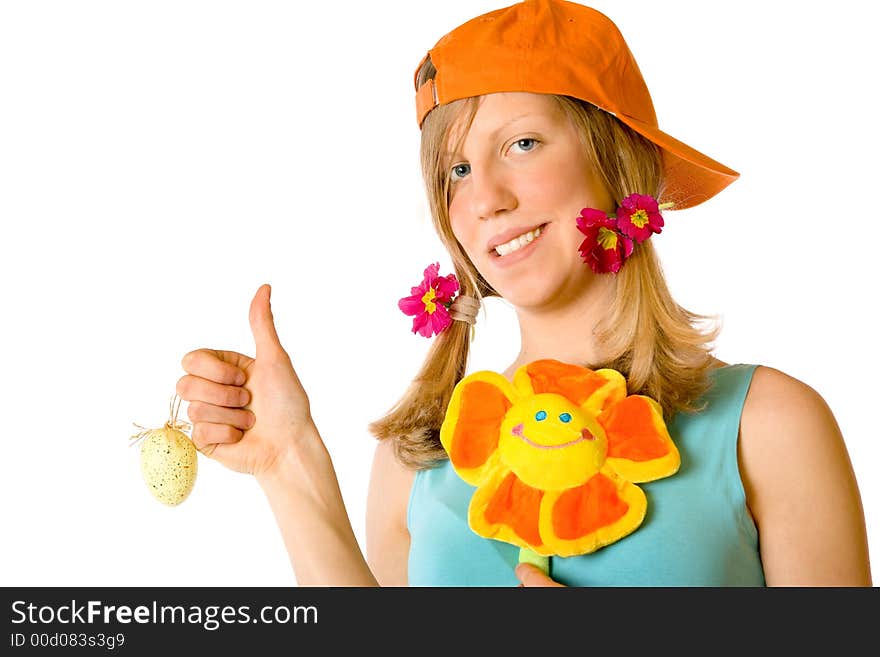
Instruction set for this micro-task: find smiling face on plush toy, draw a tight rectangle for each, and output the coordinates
[499,393,607,490]
[439,359,681,556]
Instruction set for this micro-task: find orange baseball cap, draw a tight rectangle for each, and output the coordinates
[414,0,739,210]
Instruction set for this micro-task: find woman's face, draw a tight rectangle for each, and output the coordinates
[446,92,615,309]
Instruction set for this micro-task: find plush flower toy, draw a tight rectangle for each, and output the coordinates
[439,359,680,568]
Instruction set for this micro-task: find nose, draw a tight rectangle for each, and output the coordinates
[469,165,517,220]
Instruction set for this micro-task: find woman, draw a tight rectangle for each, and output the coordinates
[175,0,871,586]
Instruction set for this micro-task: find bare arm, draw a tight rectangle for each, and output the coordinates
[739,366,872,586]
[180,286,390,586]
[256,422,379,587]
[365,439,415,586]
[257,434,414,587]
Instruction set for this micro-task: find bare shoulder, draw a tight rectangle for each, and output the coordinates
[739,365,849,493]
[740,365,834,437]
[738,365,872,585]
[739,365,849,470]
[365,438,416,587]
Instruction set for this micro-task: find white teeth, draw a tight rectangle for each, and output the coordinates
[495,227,542,256]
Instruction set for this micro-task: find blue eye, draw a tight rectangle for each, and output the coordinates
[559,413,572,423]
[512,138,538,152]
[450,163,470,181]
[535,410,547,421]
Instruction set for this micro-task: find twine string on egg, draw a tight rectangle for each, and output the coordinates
[129,394,192,448]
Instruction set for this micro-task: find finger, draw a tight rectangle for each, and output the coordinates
[200,441,237,467]
[181,349,249,385]
[185,400,255,431]
[515,563,564,587]
[248,283,288,361]
[176,375,250,408]
[191,422,244,451]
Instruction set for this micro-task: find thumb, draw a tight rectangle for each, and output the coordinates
[248,283,286,360]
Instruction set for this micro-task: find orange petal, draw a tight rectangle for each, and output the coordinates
[601,395,671,461]
[483,471,544,548]
[522,359,610,406]
[598,395,680,483]
[448,379,511,469]
[551,472,629,540]
[539,468,647,556]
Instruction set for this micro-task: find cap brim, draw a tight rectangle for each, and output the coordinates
[615,113,739,210]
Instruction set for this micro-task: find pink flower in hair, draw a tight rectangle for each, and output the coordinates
[616,193,664,244]
[576,208,634,274]
[398,262,461,338]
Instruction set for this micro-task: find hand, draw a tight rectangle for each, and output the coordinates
[176,284,316,477]
[515,563,567,587]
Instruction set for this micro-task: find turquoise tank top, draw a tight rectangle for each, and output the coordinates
[407,363,765,586]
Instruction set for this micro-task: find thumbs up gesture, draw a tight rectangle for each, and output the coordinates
[176,284,317,477]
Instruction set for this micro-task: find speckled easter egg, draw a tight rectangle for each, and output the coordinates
[140,427,198,506]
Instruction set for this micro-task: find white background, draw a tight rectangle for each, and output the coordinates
[1,1,877,586]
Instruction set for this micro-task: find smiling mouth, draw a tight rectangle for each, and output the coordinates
[515,433,588,450]
[511,422,595,449]
[490,223,549,258]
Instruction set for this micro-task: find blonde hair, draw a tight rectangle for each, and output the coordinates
[368,60,721,470]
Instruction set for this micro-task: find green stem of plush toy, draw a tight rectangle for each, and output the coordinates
[518,547,550,575]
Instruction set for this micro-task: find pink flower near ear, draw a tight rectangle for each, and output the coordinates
[576,208,634,274]
[398,262,461,337]
[616,193,664,244]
